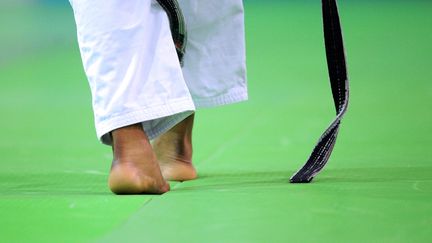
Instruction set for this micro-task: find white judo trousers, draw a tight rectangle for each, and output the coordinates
[70,0,248,145]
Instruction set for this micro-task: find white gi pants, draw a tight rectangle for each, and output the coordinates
[69,0,248,145]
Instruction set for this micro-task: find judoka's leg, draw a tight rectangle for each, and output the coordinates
[109,124,170,194]
[69,0,195,194]
[149,0,248,182]
[153,114,197,181]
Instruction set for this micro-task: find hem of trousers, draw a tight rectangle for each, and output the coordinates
[192,89,248,108]
[96,98,196,145]
[143,110,194,141]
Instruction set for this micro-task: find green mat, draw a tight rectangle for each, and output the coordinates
[1,1,431,242]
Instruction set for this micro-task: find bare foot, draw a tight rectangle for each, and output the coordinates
[108,124,170,194]
[153,114,197,181]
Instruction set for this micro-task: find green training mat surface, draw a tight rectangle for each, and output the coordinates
[1,1,431,242]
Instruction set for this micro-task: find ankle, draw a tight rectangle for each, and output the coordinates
[111,124,152,159]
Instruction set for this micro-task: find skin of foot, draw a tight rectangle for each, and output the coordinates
[153,114,197,181]
[108,124,170,194]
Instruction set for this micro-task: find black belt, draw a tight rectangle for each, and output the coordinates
[158,0,350,183]
[290,0,349,183]
[156,0,187,66]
